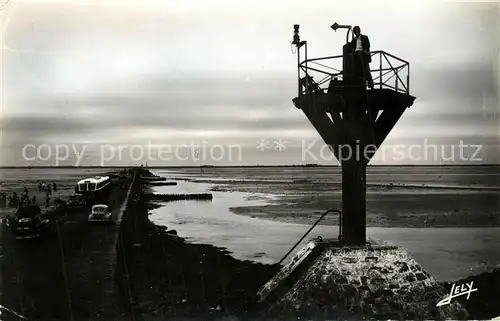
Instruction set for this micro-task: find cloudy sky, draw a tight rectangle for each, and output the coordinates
[1,0,499,166]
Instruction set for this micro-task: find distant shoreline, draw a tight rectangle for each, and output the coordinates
[1,164,499,169]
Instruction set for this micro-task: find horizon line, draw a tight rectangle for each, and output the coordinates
[0,164,499,169]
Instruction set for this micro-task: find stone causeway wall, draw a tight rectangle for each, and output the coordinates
[271,240,468,320]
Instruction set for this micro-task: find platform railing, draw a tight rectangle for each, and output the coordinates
[298,50,410,96]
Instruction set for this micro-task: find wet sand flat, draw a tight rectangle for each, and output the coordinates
[146,166,500,282]
[160,166,500,228]
[147,179,500,282]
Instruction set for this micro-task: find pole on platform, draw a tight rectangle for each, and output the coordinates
[340,37,369,246]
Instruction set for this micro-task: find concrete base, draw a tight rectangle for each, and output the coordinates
[259,238,468,320]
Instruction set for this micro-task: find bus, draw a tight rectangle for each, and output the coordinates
[75,176,112,203]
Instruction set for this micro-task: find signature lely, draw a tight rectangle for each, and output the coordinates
[0,304,27,320]
[436,281,477,307]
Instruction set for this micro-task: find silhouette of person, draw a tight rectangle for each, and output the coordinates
[349,26,374,88]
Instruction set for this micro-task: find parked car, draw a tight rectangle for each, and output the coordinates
[3,204,51,240]
[88,204,112,222]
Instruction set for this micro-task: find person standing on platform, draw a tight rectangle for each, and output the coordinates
[349,26,374,89]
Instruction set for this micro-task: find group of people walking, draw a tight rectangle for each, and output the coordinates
[7,182,58,208]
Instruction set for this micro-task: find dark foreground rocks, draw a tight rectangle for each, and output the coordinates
[265,240,468,321]
[115,178,280,320]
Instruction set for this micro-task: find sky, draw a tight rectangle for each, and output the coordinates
[0,0,499,166]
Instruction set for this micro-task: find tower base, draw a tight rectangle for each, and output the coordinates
[258,239,468,320]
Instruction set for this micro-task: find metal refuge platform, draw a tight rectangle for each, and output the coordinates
[291,24,416,246]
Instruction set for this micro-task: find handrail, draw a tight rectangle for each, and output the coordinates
[300,64,337,76]
[297,50,410,95]
[383,54,408,92]
[301,53,344,64]
[310,60,342,73]
[300,50,408,66]
[277,209,342,265]
[375,50,409,65]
